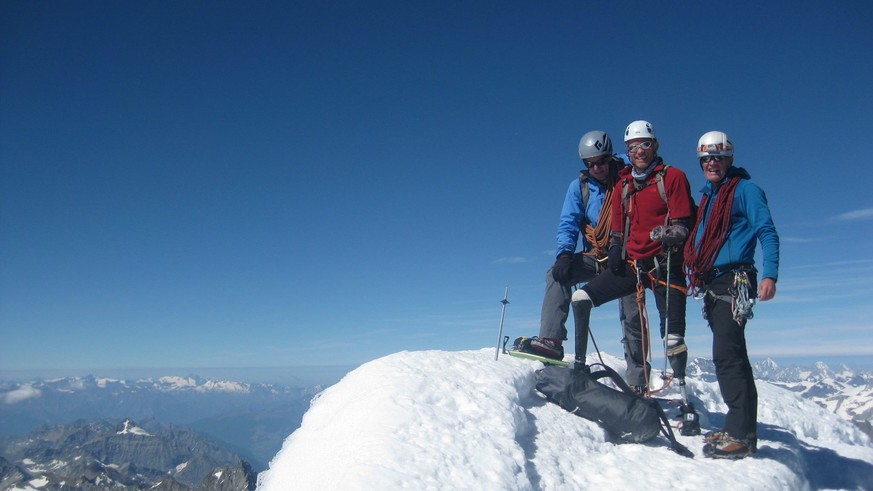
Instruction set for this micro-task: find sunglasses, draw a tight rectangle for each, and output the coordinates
[584,156,609,168]
[700,155,729,163]
[627,141,654,153]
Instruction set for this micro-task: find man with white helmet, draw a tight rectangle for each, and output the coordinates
[571,120,695,402]
[685,131,779,459]
[526,130,640,376]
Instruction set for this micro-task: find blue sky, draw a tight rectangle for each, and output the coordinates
[2,1,872,377]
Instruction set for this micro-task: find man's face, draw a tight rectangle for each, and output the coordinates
[626,138,658,170]
[583,155,611,182]
[700,155,733,183]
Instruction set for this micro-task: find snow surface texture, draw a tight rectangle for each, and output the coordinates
[257,349,873,491]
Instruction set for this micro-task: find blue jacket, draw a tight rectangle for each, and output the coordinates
[692,166,780,280]
[555,174,609,256]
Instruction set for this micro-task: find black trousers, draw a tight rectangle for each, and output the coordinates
[704,271,758,441]
[582,253,687,341]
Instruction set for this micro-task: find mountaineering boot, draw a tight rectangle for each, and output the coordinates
[572,298,592,369]
[703,433,753,460]
[703,430,725,444]
[703,430,757,453]
[528,337,564,361]
[747,435,758,453]
[665,334,688,379]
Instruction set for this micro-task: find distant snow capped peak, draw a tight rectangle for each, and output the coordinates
[96,377,124,388]
[197,379,250,393]
[117,418,152,436]
[155,375,251,393]
[750,358,873,435]
[158,375,200,388]
[757,357,781,374]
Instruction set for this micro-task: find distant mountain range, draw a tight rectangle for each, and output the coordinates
[688,357,873,439]
[752,358,873,438]
[0,418,256,490]
[1,358,870,489]
[0,374,323,472]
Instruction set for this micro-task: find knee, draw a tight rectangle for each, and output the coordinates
[571,288,592,305]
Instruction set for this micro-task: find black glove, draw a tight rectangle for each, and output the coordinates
[607,243,623,273]
[650,224,689,245]
[551,253,573,284]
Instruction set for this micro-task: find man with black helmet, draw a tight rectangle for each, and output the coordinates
[685,131,779,459]
[527,130,641,379]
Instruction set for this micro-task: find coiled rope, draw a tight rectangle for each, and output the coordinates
[684,176,742,295]
[583,176,617,260]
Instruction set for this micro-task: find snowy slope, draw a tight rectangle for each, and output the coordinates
[256,349,873,491]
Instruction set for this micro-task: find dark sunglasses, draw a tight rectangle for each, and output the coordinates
[700,155,729,163]
[584,157,609,168]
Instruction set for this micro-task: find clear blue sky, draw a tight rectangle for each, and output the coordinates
[2,1,872,375]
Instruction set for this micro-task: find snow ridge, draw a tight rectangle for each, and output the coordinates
[257,349,873,491]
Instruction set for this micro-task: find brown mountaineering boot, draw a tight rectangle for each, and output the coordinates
[703,433,753,460]
[703,430,757,453]
[528,337,564,361]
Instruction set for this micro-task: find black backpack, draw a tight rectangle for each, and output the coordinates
[535,363,693,457]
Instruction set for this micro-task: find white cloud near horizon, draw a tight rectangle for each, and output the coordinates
[749,342,873,358]
[2,385,42,404]
[784,258,873,270]
[832,208,873,222]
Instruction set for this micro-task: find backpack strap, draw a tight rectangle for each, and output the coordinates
[588,363,694,458]
[578,171,590,216]
[655,165,670,204]
[620,179,631,260]
[656,165,671,225]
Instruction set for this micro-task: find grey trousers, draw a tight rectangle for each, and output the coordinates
[540,253,648,385]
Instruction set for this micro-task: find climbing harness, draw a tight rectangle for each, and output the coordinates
[697,269,756,326]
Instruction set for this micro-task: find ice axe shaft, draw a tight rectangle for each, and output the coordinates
[495,288,510,361]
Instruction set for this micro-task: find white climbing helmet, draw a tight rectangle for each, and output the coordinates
[578,130,613,160]
[624,120,656,142]
[697,131,734,158]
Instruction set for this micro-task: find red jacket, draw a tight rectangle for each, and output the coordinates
[611,160,694,260]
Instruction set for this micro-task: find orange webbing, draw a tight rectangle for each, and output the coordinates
[645,270,689,295]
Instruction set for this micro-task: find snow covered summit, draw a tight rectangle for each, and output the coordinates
[257,349,873,491]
